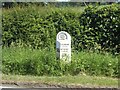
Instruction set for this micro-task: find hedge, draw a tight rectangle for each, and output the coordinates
[79,4,120,54]
[2,4,120,53]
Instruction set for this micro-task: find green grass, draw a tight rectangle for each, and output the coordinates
[2,74,118,88]
[3,4,85,16]
[2,47,119,77]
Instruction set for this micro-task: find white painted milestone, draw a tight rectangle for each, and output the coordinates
[56,31,71,62]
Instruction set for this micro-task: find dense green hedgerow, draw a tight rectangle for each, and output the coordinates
[2,47,119,77]
[79,4,120,54]
[2,4,120,53]
[2,5,82,50]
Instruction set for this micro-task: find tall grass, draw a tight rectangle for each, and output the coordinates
[2,47,118,77]
[2,4,84,16]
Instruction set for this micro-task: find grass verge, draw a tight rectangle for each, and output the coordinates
[2,74,118,88]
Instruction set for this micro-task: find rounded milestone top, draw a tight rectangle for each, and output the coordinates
[56,31,71,41]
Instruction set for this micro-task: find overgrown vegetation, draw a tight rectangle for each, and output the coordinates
[2,47,118,77]
[2,3,120,77]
